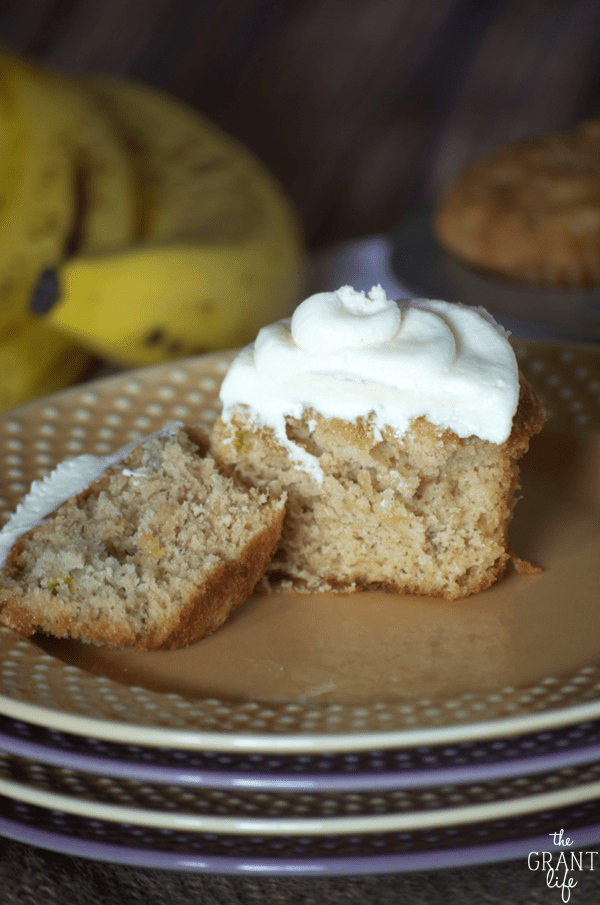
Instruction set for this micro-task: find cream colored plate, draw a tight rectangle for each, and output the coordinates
[3,753,600,834]
[1,341,600,751]
[4,771,600,836]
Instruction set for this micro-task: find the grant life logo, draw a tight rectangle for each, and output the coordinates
[528,829,599,902]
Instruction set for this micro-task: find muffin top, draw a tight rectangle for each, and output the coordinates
[433,120,600,287]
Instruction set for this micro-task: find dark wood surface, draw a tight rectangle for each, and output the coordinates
[2,0,599,249]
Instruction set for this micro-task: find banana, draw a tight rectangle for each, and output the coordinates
[0,56,73,324]
[30,75,304,366]
[0,52,138,412]
[0,53,137,306]
[0,319,91,414]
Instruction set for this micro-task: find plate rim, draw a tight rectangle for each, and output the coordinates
[2,810,600,875]
[3,687,600,753]
[3,722,600,789]
[3,767,600,835]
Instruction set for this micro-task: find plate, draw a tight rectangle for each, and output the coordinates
[1,788,600,874]
[4,745,600,828]
[3,710,600,790]
[0,343,600,753]
[391,208,600,343]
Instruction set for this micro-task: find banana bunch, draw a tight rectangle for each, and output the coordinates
[0,52,304,411]
[30,71,304,366]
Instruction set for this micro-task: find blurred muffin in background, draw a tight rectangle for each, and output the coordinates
[433,121,600,288]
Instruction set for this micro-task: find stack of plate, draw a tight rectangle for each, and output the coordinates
[0,342,599,875]
[391,209,600,344]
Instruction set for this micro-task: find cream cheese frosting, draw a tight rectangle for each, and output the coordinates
[0,422,184,569]
[219,286,520,481]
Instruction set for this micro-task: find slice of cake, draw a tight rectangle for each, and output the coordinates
[0,423,285,649]
[211,286,546,600]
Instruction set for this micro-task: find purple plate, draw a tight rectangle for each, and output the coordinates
[1,790,600,875]
[3,712,600,791]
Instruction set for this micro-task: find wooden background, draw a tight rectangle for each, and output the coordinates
[1,0,599,250]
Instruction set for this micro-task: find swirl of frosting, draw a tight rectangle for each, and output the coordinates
[291,285,401,352]
[219,288,519,482]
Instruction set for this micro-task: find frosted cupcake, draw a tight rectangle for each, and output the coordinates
[211,285,545,599]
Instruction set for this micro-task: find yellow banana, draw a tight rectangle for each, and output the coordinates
[0,56,73,324]
[0,319,91,414]
[0,53,137,304]
[30,75,304,366]
[0,52,138,411]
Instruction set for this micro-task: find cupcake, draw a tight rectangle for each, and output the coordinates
[211,285,545,600]
[433,121,600,287]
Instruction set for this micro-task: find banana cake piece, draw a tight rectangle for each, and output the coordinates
[211,286,546,600]
[0,423,284,650]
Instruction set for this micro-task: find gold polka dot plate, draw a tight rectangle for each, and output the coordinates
[0,341,599,757]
